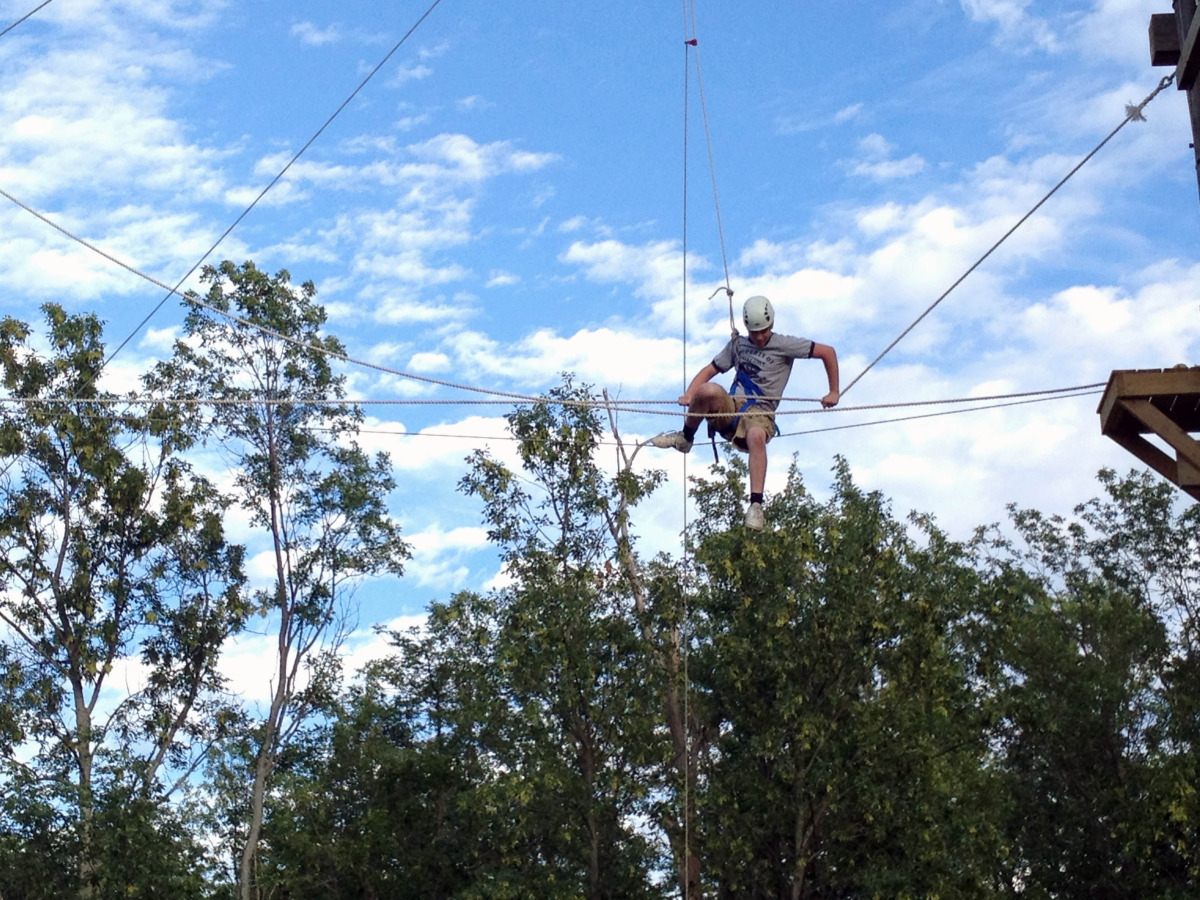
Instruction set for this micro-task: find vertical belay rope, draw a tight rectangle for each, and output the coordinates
[679,5,693,896]
[679,1,739,894]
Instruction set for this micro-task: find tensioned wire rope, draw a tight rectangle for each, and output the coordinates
[677,0,749,891]
[0,0,54,40]
[1,168,1119,422]
[838,73,1177,399]
[0,0,447,386]
[0,187,1117,421]
[680,3,693,895]
[0,30,1168,428]
[0,0,447,491]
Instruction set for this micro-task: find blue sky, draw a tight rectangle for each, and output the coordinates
[2,0,1198,697]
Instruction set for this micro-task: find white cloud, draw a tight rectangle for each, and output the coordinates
[139,325,179,353]
[559,215,591,233]
[834,103,864,123]
[776,102,866,135]
[409,351,451,372]
[959,0,1061,52]
[1074,0,1166,67]
[457,95,492,112]
[395,113,432,131]
[560,238,684,301]
[383,415,516,474]
[374,294,470,323]
[485,270,519,287]
[404,524,490,588]
[291,21,342,46]
[391,63,433,85]
[405,133,559,182]
[0,43,229,204]
[850,133,926,180]
[340,614,430,679]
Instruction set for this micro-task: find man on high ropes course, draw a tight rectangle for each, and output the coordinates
[651,295,840,531]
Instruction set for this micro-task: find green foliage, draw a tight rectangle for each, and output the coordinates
[974,469,1200,897]
[152,260,411,897]
[4,332,1198,900]
[690,458,1000,897]
[257,393,1200,899]
[259,382,667,898]
[0,304,247,898]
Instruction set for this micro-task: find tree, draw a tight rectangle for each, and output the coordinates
[253,383,667,897]
[975,469,1199,896]
[0,304,246,899]
[686,457,1000,898]
[152,260,410,899]
[457,379,665,898]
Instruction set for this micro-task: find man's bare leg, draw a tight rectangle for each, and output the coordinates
[746,426,767,495]
[684,382,732,435]
[744,426,768,531]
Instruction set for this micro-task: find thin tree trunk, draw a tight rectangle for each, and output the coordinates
[602,399,703,899]
[239,420,292,900]
[74,681,95,900]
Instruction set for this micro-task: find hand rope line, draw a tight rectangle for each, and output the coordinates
[0,381,1108,415]
[687,10,737,356]
[44,386,1103,445]
[840,73,1176,399]
[780,388,1103,437]
[686,7,732,303]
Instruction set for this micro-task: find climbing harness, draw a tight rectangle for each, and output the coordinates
[704,366,779,462]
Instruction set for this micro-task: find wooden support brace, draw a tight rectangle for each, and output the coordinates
[1152,12,1182,66]
[1106,427,1180,485]
[1124,398,1200,474]
[1179,8,1200,89]
[1179,455,1200,487]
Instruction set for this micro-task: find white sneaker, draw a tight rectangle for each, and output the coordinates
[744,502,764,531]
[650,430,693,453]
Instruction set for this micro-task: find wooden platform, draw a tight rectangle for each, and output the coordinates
[1098,367,1200,501]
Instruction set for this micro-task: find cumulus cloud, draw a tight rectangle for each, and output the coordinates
[409,350,451,372]
[485,270,519,287]
[457,95,492,112]
[834,103,864,123]
[560,238,684,301]
[849,133,926,180]
[404,525,491,588]
[291,21,341,46]
[959,0,1061,52]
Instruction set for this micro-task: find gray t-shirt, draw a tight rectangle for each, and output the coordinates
[712,333,815,413]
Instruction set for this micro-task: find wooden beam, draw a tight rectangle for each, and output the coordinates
[1124,398,1200,471]
[1152,12,1182,65]
[1179,454,1200,487]
[1112,368,1200,399]
[1106,427,1179,485]
[1097,371,1128,432]
[1179,5,1200,89]
[1097,369,1200,432]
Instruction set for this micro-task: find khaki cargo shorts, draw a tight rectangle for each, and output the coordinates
[708,391,776,453]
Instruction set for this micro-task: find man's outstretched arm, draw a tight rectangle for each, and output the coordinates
[812,343,839,408]
[678,362,721,407]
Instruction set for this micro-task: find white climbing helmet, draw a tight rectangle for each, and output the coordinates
[743,295,774,332]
